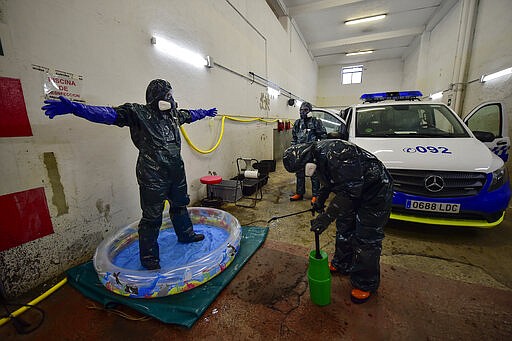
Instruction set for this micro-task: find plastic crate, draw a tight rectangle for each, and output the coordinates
[253,160,276,173]
[209,180,243,203]
[231,174,268,195]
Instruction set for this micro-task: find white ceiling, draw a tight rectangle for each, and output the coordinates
[274,0,458,66]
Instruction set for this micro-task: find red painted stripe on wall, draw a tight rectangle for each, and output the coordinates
[0,187,54,252]
[0,77,33,137]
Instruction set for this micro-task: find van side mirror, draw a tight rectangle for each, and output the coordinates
[473,131,496,142]
[338,122,348,140]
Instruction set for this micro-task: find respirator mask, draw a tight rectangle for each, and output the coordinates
[300,109,311,119]
[158,100,177,111]
[158,89,177,111]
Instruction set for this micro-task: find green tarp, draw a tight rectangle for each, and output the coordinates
[66,226,268,328]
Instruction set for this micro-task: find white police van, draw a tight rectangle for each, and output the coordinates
[311,91,511,228]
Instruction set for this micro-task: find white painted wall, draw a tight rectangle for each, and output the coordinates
[462,0,512,117]
[0,0,317,296]
[425,2,461,97]
[402,36,420,91]
[401,2,462,98]
[316,58,404,108]
[402,0,512,119]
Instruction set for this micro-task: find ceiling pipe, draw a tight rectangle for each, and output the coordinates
[452,0,479,116]
[249,71,304,102]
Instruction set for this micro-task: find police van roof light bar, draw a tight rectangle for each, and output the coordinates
[360,91,423,103]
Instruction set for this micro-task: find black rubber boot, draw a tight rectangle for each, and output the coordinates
[141,258,161,270]
[178,233,205,243]
[329,261,350,275]
[170,206,205,243]
[138,219,161,270]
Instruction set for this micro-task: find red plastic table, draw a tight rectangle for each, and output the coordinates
[200,175,223,186]
[200,176,223,207]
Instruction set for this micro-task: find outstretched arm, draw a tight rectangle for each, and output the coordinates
[188,108,217,122]
[42,96,118,125]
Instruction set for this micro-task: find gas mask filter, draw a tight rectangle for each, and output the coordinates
[305,162,317,177]
[158,88,178,111]
[158,100,172,111]
[158,98,177,111]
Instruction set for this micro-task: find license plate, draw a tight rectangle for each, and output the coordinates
[405,200,460,213]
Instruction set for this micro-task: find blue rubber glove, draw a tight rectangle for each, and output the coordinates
[42,96,117,125]
[189,108,217,122]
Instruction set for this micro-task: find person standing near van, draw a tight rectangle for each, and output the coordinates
[290,102,327,204]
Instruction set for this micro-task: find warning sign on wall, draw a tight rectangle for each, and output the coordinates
[33,64,84,103]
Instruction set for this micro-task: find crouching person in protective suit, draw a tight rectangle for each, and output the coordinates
[42,79,217,270]
[283,140,393,303]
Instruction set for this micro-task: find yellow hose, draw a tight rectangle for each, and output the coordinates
[180,115,279,154]
[0,277,68,326]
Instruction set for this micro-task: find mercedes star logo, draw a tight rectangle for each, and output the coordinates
[424,175,445,192]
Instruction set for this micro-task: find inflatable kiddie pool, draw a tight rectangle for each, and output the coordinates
[93,207,241,298]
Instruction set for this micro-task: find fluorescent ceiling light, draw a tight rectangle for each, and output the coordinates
[295,100,303,108]
[346,50,374,56]
[151,36,207,68]
[480,67,512,82]
[345,14,386,25]
[430,91,443,100]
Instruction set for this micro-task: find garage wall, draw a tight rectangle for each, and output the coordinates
[316,58,404,108]
[401,1,462,98]
[402,0,512,120]
[462,0,512,117]
[401,37,420,91]
[0,0,317,297]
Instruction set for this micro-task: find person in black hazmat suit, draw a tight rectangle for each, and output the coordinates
[283,139,393,303]
[289,101,327,204]
[41,79,216,270]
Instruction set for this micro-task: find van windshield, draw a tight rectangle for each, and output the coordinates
[355,104,470,138]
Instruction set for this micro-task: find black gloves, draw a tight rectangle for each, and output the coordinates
[311,201,325,214]
[310,194,353,235]
[311,196,328,233]
[310,213,330,234]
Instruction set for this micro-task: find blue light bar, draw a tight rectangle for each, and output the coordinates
[360,91,423,102]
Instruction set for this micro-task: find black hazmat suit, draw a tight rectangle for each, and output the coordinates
[291,105,327,197]
[283,140,393,292]
[42,79,212,270]
[112,80,204,269]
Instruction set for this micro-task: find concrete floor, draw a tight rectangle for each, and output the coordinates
[2,162,512,339]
